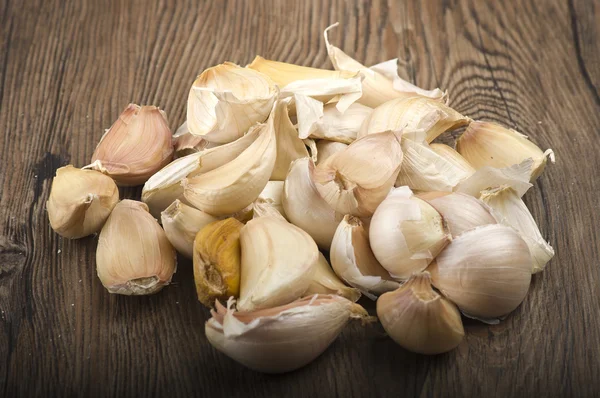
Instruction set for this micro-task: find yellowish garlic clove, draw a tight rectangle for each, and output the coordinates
[47,165,119,239]
[90,104,174,186]
[160,200,219,258]
[270,99,309,180]
[193,218,243,307]
[428,224,531,322]
[429,143,476,175]
[369,187,451,280]
[96,200,177,295]
[205,295,371,373]
[303,252,361,302]
[377,272,464,355]
[456,121,554,182]
[330,215,400,299]
[315,140,348,165]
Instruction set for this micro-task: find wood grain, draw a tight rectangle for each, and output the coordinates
[1,0,599,396]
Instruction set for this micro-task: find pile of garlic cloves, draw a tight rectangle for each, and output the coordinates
[47,24,555,373]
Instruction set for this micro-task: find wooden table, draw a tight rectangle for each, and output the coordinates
[1,0,599,396]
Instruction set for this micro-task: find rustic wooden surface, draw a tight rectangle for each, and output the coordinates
[1,0,599,396]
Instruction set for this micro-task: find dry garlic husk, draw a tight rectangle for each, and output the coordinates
[238,216,319,311]
[161,200,218,258]
[282,157,344,250]
[480,187,554,273]
[187,62,277,144]
[304,253,361,302]
[193,218,243,307]
[428,224,531,321]
[315,140,348,165]
[370,187,451,280]
[172,121,216,157]
[330,215,400,299]
[96,200,177,295]
[358,97,470,142]
[312,131,403,217]
[429,143,476,175]
[303,138,319,163]
[270,99,309,180]
[47,165,119,239]
[205,295,369,373]
[377,272,464,355]
[256,181,286,218]
[324,23,446,108]
[418,192,498,238]
[182,118,276,216]
[456,121,554,181]
[90,104,173,186]
[455,158,533,198]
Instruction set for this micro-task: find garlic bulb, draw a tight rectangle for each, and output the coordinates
[418,192,498,237]
[330,215,400,299]
[456,121,555,181]
[205,295,369,373]
[429,143,475,175]
[90,104,174,186]
[358,97,470,142]
[377,272,464,354]
[172,121,216,157]
[282,158,344,250]
[370,187,451,280]
[312,131,404,217]
[193,218,243,307]
[428,224,531,321]
[237,216,319,311]
[161,200,218,258]
[47,165,119,239]
[315,140,348,165]
[256,181,286,218]
[270,99,309,180]
[480,187,554,273]
[304,253,361,302]
[187,62,277,144]
[96,200,177,295]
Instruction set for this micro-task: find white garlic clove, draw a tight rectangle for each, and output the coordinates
[161,200,218,258]
[255,180,286,219]
[429,143,475,175]
[304,253,361,302]
[270,99,309,180]
[315,140,348,165]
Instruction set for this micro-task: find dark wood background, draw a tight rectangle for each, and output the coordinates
[1,0,599,396]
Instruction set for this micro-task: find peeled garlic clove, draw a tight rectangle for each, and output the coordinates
[429,143,476,175]
[315,140,348,165]
[418,192,498,237]
[193,218,243,307]
[300,102,372,144]
[480,187,554,273]
[182,118,276,216]
[187,62,277,144]
[370,187,451,280]
[377,272,464,354]
[172,121,216,157]
[270,99,309,180]
[330,215,400,299]
[304,252,361,302]
[358,97,470,142]
[456,121,555,182]
[455,158,534,198]
[205,295,370,373]
[429,224,532,321]
[161,200,218,258]
[90,104,174,186]
[238,216,319,311]
[256,181,286,218]
[282,158,344,250]
[313,131,404,217]
[96,200,177,295]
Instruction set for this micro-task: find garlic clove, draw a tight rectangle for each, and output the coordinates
[270,99,309,180]
[297,101,372,144]
[96,200,177,295]
[90,104,174,186]
[281,76,363,112]
[370,187,451,280]
[304,252,361,302]
[429,143,476,175]
[377,272,464,355]
[456,121,555,182]
[237,216,319,311]
[161,199,218,258]
[312,131,404,217]
[282,157,344,250]
[455,158,534,198]
[255,180,286,219]
[330,215,400,299]
[315,140,348,165]
[172,121,218,158]
[428,224,532,321]
[480,187,554,273]
[205,295,370,373]
[187,62,278,144]
[193,218,243,307]
[47,165,119,239]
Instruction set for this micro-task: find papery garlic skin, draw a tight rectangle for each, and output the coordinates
[172,121,217,158]
[455,158,534,199]
[304,252,361,302]
[187,62,277,144]
[429,143,475,175]
[429,224,531,321]
[47,165,119,239]
[330,215,400,299]
[256,181,286,219]
[270,99,309,180]
[370,187,451,280]
[96,200,177,295]
[161,200,218,258]
[205,295,369,373]
[297,102,372,144]
[315,140,348,165]
[377,272,464,355]
[91,104,174,186]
